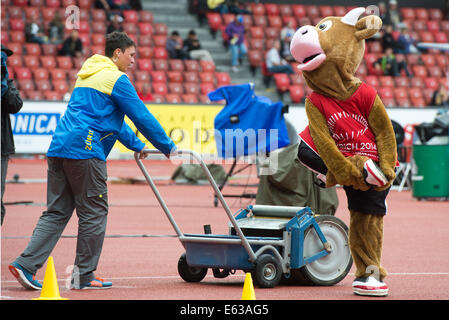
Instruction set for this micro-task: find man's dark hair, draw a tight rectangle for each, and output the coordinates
[105,31,136,57]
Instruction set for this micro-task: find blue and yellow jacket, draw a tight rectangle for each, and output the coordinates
[47,55,176,160]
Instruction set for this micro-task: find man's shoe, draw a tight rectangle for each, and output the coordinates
[8,262,42,290]
[363,159,388,187]
[352,276,389,297]
[73,277,112,290]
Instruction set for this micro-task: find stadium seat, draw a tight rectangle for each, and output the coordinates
[333,6,347,16]
[265,27,280,40]
[418,31,435,42]
[414,8,428,20]
[137,47,152,59]
[215,72,231,86]
[138,23,153,35]
[35,79,52,91]
[184,60,200,72]
[165,94,181,104]
[273,73,290,92]
[53,80,69,93]
[5,43,22,56]
[291,4,307,18]
[424,77,439,90]
[379,76,394,87]
[184,71,199,83]
[289,85,304,103]
[412,20,427,32]
[290,74,305,86]
[367,41,383,54]
[91,34,106,46]
[249,38,264,51]
[200,83,215,95]
[394,77,410,88]
[200,60,216,73]
[44,91,62,101]
[123,23,138,35]
[427,65,443,78]
[264,3,279,16]
[378,87,394,100]
[206,12,222,32]
[410,77,425,88]
[422,88,435,105]
[222,14,236,26]
[279,4,292,16]
[56,57,73,70]
[8,6,23,19]
[25,91,44,100]
[152,83,168,96]
[319,5,334,17]
[41,44,58,56]
[181,94,198,104]
[138,35,152,47]
[253,15,267,27]
[15,67,32,80]
[137,59,153,72]
[154,23,168,35]
[268,16,283,29]
[396,97,411,107]
[134,71,150,82]
[152,35,167,47]
[1,30,8,43]
[298,16,313,26]
[167,71,183,83]
[412,65,428,78]
[153,59,169,71]
[9,31,25,43]
[168,83,184,94]
[426,20,440,33]
[92,9,106,21]
[305,5,320,19]
[250,3,265,16]
[400,8,415,20]
[150,71,166,83]
[428,8,443,20]
[139,10,153,23]
[420,54,436,67]
[9,19,25,31]
[250,26,265,39]
[434,32,448,43]
[7,55,23,68]
[281,16,298,29]
[248,50,263,67]
[394,87,409,101]
[184,83,200,95]
[435,54,447,68]
[364,75,380,89]
[18,79,36,91]
[13,0,28,6]
[153,47,168,60]
[199,72,214,84]
[41,8,57,21]
[90,46,104,55]
[29,0,43,6]
[46,0,60,8]
[24,56,40,69]
[123,10,139,23]
[167,59,183,72]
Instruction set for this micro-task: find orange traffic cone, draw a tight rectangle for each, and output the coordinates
[33,256,68,300]
[241,273,256,300]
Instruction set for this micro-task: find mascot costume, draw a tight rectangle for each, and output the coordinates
[290,7,398,297]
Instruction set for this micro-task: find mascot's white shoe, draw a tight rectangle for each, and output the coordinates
[363,159,388,187]
[352,276,389,297]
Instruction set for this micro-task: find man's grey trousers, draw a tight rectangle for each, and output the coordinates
[14,157,108,285]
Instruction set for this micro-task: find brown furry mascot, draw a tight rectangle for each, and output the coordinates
[290,7,398,296]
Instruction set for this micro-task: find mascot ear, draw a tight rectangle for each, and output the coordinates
[355,15,382,40]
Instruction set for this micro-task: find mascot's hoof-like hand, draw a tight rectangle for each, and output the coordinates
[374,167,396,191]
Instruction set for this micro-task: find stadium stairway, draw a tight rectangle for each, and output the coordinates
[142,0,284,103]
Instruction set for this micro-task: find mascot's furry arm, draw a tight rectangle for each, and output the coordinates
[368,96,397,190]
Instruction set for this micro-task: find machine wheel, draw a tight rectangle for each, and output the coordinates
[252,254,283,288]
[297,215,352,286]
[177,253,207,282]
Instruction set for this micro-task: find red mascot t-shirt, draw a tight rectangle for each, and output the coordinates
[299,82,380,162]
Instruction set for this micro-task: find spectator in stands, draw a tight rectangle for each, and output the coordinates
[228,0,251,15]
[137,83,153,102]
[373,47,412,77]
[381,24,402,53]
[25,14,47,44]
[58,30,83,58]
[280,31,295,63]
[107,0,131,10]
[128,0,142,10]
[208,0,228,14]
[396,28,419,54]
[266,40,294,75]
[183,30,214,62]
[225,14,247,72]
[1,45,23,225]
[280,21,295,41]
[166,31,188,60]
[382,0,405,30]
[431,84,449,106]
[107,14,124,34]
[48,11,65,44]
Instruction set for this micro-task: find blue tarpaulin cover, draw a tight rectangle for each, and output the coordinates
[209,83,290,158]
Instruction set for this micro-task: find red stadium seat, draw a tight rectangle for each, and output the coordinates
[249,38,264,51]
[18,79,36,91]
[53,80,69,93]
[424,77,439,90]
[184,83,200,95]
[333,6,347,16]
[165,94,181,104]
[152,35,167,48]
[279,4,292,17]
[153,47,168,60]
[41,44,58,56]
[200,83,215,95]
[305,5,320,19]
[428,8,443,21]
[435,54,447,68]
[24,56,40,69]
[290,74,305,86]
[168,83,184,94]
[123,10,139,23]
[35,79,52,91]
[184,71,199,83]
[420,54,436,67]
[410,77,425,88]
[412,65,428,78]
[91,33,106,46]
[32,68,49,81]
[138,35,152,47]
[378,87,394,100]
[6,55,23,68]
[181,94,198,104]
[153,23,168,35]
[167,71,183,83]
[253,15,267,27]
[379,76,394,87]
[426,20,440,33]
[364,75,380,89]
[13,0,28,6]
[56,56,73,70]
[15,67,32,80]
[8,6,23,19]
[26,91,44,100]
[396,97,411,107]
[394,87,408,100]
[413,20,427,32]
[414,8,428,20]
[153,59,169,71]
[367,41,383,54]
[222,14,236,26]
[264,3,279,16]
[123,23,138,35]
[249,26,264,39]
[24,8,40,20]
[7,43,23,56]
[394,77,409,88]
[150,71,166,83]
[90,45,104,55]
[200,60,215,73]
[427,66,443,78]
[44,91,62,101]
[137,59,153,72]
[273,73,290,92]
[184,60,200,72]
[248,50,263,67]
[138,23,153,35]
[199,72,214,84]
[423,88,435,105]
[434,32,448,43]
[292,4,307,18]
[206,12,222,32]
[215,72,231,86]
[92,9,106,21]
[137,47,152,59]
[169,59,184,72]
[381,97,396,107]
[319,5,334,17]
[10,19,25,31]
[152,83,167,96]
[139,10,153,23]
[45,0,60,8]
[41,8,57,21]
[250,3,265,16]
[134,71,150,82]
[289,85,304,103]
[9,31,25,43]
[418,31,435,42]
[281,16,298,29]
[265,27,280,40]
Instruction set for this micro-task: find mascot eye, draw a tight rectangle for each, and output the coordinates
[318,20,332,32]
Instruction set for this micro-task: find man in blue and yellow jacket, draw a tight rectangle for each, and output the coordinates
[9,32,176,290]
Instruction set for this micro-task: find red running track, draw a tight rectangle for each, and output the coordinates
[1,158,449,300]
